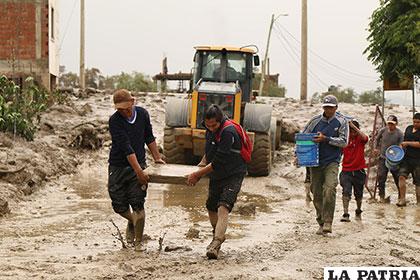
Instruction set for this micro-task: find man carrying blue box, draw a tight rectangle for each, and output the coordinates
[302,95,349,234]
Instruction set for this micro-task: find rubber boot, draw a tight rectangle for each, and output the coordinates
[132,210,146,251]
[126,221,134,244]
[340,196,350,222]
[396,184,407,207]
[323,222,332,233]
[379,194,390,204]
[316,224,323,235]
[206,237,225,259]
[416,186,420,206]
[206,228,216,250]
[355,199,363,220]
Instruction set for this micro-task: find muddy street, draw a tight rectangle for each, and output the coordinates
[0,93,419,279]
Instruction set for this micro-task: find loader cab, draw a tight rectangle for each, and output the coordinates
[192,46,258,103]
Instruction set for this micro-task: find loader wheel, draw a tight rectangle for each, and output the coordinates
[163,127,186,164]
[248,132,272,176]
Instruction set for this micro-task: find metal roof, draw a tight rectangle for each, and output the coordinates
[194,45,257,54]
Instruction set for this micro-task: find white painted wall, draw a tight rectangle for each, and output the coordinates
[49,0,59,76]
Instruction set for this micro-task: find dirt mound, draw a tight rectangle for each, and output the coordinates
[280,119,301,143]
[69,122,108,150]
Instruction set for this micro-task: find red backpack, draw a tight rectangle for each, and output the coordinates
[215,119,253,163]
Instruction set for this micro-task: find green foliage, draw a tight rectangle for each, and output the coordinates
[312,85,357,103]
[59,71,79,88]
[358,87,384,104]
[59,68,157,92]
[0,76,49,140]
[365,0,420,78]
[85,68,105,89]
[114,71,157,92]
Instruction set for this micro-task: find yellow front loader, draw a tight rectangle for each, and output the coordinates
[163,46,278,176]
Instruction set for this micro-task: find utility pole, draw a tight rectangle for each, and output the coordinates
[259,14,274,97]
[79,0,85,90]
[300,0,308,101]
[259,13,287,96]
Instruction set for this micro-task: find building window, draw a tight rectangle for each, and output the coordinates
[51,7,54,39]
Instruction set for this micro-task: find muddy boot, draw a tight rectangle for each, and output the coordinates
[340,196,350,222]
[396,198,407,207]
[206,237,225,260]
[126,221,135,245]
[132,210,145,252]
[416,187,420,206]
[379,195,390,204]
[355,199,363,220]
[355,209,363,219]
[323,222,332,234]
[340,213,350,222]
[316,224,324,235]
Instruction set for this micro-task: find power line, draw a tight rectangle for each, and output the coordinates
[272,28,327,90]
[273,25,378,90]
[273,27,329,89]
[275,22,379,80]
[59,0,78,53]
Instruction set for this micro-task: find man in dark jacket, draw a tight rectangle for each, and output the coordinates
[187,105,246,259]
[397,112,420,207]
[108,89,165,251]
[302,95,349,234]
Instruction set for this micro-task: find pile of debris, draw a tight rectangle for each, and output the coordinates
[69,121,109,150]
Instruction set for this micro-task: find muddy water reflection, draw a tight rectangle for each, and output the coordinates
[148,182,209,223]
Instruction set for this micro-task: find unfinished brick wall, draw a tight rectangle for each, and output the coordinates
[0,1,49,61]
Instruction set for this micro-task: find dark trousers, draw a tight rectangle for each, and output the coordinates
[340,169,366,199]
[377,158,399,197]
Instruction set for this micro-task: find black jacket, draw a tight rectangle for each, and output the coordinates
[205,118,247,180]
[108,106,155,167]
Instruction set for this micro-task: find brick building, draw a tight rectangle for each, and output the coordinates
[0,0,59,91]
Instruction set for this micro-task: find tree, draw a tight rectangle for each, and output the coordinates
[103,75,116,89]
[312,85,357,103]
[114,72,156,92]
[358,87,384,104]
[59,72,79,88]
[85,68,105,89]
[365,0,420,79]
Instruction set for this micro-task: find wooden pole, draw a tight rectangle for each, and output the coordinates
[259,14,275,97]
[300,0,308,101]
[79,0,85,90]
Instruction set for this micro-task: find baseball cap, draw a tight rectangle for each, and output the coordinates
[322,95,338,107]
[386,115,398,124]
[350,119,360,129]
[113,89,134,109]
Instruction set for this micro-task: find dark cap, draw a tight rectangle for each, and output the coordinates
[322,95,338,107]
[350,119,360,129]
[386,115,398,124]
[113,89,134,109]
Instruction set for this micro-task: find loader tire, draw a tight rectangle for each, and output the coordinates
[163,127,186,164]
[248,132,272,177]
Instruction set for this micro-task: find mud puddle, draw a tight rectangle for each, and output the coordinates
[0,157,286,279]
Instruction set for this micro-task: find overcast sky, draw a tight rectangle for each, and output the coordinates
[58,0,417,103]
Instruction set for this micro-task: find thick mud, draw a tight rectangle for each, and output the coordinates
[0,93,419,279]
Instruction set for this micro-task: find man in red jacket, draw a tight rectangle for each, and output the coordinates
[339,120,368,222]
